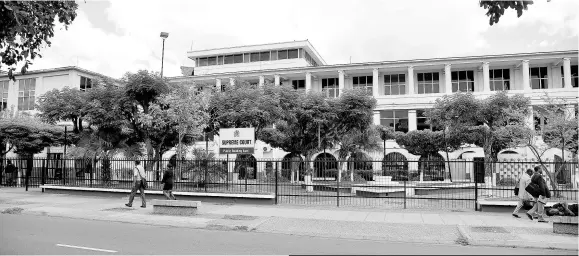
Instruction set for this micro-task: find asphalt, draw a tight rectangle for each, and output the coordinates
[0,187,577,252]
[2,214,576,255]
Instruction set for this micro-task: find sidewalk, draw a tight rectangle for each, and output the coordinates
[0,187,576,251]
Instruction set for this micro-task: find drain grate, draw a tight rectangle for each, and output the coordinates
[102,207,135,212]
[470,226,509,233]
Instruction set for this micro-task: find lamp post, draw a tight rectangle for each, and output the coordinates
[160,32,169,78]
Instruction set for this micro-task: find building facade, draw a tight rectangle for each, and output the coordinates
[170,40,579,167]
[0,66,115,157]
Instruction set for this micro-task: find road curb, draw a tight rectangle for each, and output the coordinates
[456,225,577,251]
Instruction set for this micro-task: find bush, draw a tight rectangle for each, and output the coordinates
[355,169,374,181]
[498,177,517,186]
[383,170,420,181]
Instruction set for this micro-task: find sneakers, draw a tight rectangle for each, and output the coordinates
[141,205,146,208]
[538,218,548,223]
[526,213,534,220]
[125,203,132,207]
[512,214,521,218]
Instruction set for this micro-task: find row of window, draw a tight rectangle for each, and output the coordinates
[379,109,437,133]
[195,48,319,67]
[0,76,93,111]
[288,66,579,96]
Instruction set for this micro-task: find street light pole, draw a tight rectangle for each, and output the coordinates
[160,32,169,78]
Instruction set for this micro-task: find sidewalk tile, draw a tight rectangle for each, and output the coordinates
[440,214,466,225]
[311,210,350,221]
[345,211,369,222]
[458,214,485,226]
[402,213,423,224]
[364,212,386,222]
[420,214,444,225]
[383,212,404,223]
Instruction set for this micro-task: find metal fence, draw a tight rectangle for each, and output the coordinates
[1,157,577,210]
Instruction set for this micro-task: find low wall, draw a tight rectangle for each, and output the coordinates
[40,185,276,205]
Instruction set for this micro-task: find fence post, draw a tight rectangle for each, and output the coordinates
[474,169,478,211]
[275,161,278,205]
[204,159,208,193]
[25,158,30,191]
[41,158,46,193]
[404,180,407,209]
[336,172,340,207]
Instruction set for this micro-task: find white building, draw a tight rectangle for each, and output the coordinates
[170,40,578,177]
[0,66,115,157]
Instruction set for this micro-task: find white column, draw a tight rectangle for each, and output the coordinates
[274,75,280,86]
[305,72,312,92]
[259,75,265,87]
[565,104,576,120]
[229,77,235,86]
[215,78,222,91]
[527,106,534,130]
[338,70,345,96]
[444,64,452,94]
[522,60,530,91]
[408,110,417,131]
[407,66,415,94]
[373,111,380,126]
[563,58,572,89]
[482,62,490,92]
[372,68,379,97]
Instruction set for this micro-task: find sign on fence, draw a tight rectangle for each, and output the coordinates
[218,128,255,154]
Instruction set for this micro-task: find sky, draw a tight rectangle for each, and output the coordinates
[16,0,579,78]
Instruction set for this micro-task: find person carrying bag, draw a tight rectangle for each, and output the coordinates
[513,169,533,218]
[525,166,551,222]
[125,160,147,208]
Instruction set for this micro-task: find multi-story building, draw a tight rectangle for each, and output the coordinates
[170,40,578,179]
[0,66,115,157]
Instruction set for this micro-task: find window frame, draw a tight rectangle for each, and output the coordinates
[489,68,511,91]
[0,80,8,111]
[530,66,549,89]
[451,70,475,92]
[416,72,440,94]
[322,78,339,98]
[383,74,406,96]
[18,78,36,111]
[561,65,579,88]
[352,75,373,95]
[380,110,409,133]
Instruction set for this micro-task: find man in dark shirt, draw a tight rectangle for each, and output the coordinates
[4,160,18,186]
[547,202,578,217]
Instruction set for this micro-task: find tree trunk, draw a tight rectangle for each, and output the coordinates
[527,145,562,198]
[483,142,494,197]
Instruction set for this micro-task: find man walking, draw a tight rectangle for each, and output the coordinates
[513,169,533,218]
[125,160,147,208]
[526,166,551,222]
[4,160,18,186]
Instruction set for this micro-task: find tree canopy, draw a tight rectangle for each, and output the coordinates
[428,91,531,176]
[0,1,78,80]
[479,0,534,26]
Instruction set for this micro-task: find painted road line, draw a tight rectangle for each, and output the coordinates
[56,244,117,253]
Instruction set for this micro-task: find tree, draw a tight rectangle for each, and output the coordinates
[118,70,170,171]
[336,125,382,181]
[71,79,142,185]
[37,86,86,133]
[429,91,531,187]
[509,94,578,196]
[480,0,534,26]
[0,1,78,80]
[206,81,283,139]
[259,86,335,172]
[147,82,210,162]
[0,111,65,181]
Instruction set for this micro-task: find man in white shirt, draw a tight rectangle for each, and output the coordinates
[125,160,147,208]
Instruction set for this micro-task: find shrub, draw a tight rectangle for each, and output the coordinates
[498,177,517,186]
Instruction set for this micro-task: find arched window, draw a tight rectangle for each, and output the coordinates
[234,154,257,179]
[314,153,338,179]
[282,153,304,180]
[382,152,408,180]
[419,153,445,181]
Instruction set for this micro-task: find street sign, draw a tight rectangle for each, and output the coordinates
[218,128,255,154]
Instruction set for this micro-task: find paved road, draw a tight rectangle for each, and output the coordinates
[0,214,575,255]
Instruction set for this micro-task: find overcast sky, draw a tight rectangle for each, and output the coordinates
[22,0,579,78]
